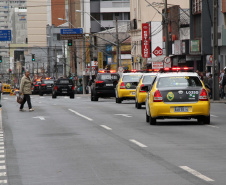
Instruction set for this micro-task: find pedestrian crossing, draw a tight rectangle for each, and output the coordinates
[0,131,7,184]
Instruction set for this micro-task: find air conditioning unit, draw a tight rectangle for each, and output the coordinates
[130,19,137,30]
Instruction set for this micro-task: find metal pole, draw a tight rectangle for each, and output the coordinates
[116,18,120,70]
[213,0,219,100]
[37,63,38,76]
[165,0,169,57]
[47,46,50,77]
[64,41,66,77]
[55,44,57,79]
[82,3,86,94]
[89,34,93,79]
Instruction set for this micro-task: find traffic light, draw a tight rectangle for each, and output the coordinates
[0,56,2,63]
[32,54,35,61]
[68,40,72,46]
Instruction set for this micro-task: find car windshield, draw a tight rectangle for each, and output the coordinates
[142,75,156,83]
[122,74,142,82]
[157,76,202,88]
[43,80,54,84]
[99,74,118,81]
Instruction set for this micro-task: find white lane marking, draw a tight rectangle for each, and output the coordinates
[0,161,5,164]
[115,114,132,118]
[210,114,218,118]
[0,142,4,145]
[76,97,81,99]
[130,139,148,148]
[33,116,45,121]
[0,150,4,153]
[40,97,45,99]
[64,97,69,99]
[0,139,3,142]
[207,125,219,128]
[0,147,4,150]
[0,155,5,158]
[3,98,8,100]
[0,180,7,183]
[0,172,6,176]
[0,166,6,170]
[180,166,214,182]
[100,125,112,130]
[0,134,3,137]
[68,109,93,121]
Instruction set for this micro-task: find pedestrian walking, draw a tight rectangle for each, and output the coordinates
[0,81,2,107]
[208,74,213,99]
[221,68,226,99]
[203,72,208,85]
[19,71,34,111]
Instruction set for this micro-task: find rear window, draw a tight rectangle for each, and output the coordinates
[99,74,119,81]
[58,79,72,84]
[122,74,142,82]
[43,80,54,84]
[157,76,202,88]
[142,75,156,84]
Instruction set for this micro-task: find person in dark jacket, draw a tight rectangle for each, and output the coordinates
[221,68,226,99]
[208,74,213,99]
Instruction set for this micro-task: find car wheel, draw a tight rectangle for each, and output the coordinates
[39,92,43,96]
[70,94,74,99]
[146,111,150,123]
[137,103,141,109]
[116,98,122,103]
[149,114,156,125]
[198,115,210,124]
[93,96,98,101]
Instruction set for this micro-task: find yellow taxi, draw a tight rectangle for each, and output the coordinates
[135,73,157,109]
[2,84,11,94]
[116,72,143,103]
[146,67,210,125]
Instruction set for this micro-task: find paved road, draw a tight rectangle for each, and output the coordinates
[1,94,226,185]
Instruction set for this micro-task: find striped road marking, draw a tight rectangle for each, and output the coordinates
[130,139,148,148]
[68,109,93,121]
[210,114,218,118]
[180,166,214,182]
[100,125,112,130]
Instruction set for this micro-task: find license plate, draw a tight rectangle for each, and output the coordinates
[174,107,189,112]
[62,89,67,91]
[106,84,113,86]
[131,92,135,95]
[62,91,67,93]
[47,86,51,88]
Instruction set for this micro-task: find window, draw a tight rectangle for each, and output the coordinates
[142,75,156,84]
[194,14,201,39]
[192,0,202,14]
[91,13,100,21]
[102,13,113,20]
[122,74,142,82]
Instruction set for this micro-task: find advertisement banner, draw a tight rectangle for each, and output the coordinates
[152,61,163,69]
[98,52,103,69]
[142,23,150,58]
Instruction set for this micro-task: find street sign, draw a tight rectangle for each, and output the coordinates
[98,52,103,69]
[118,66,124,73]
[60,28,83,35]
[153,46,163,57]
[164,57,171,68]
[0,30,11,41]
[60,34,84,40]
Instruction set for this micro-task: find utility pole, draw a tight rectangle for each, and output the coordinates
[213,0,220,100]
[164,0,169,57]
[74,41,77,85]
[55,45,57,79]
[116,18,120,70]
[37,63,38,76]
[89,34,93,80]
[64,41,66,77]
[47,47,50,77]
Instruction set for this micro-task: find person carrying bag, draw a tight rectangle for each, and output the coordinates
[19,71,34,112]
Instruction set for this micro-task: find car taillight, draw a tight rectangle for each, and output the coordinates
[41,84,46,86]
[35,85,39,87]
[199,89,208,101]
[95,81,104,84]
[140,84,146,92]
[72,86,75,90]
[120,82,126,89]
[153,90,163,102]
[55,86,57,91]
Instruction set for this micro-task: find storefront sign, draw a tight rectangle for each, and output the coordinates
[142,23,150,58]
[190,40,200,53]
[152,61,163,69]
[206,55,213,66]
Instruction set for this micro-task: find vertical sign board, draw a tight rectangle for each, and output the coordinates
[98,52,103,69]
[142,23,150,58]
[0,30,11,41]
